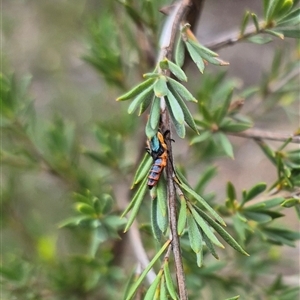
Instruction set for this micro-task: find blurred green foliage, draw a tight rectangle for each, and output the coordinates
[1,0,300,299]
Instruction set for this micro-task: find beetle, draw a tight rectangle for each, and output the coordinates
[146,131,169,189]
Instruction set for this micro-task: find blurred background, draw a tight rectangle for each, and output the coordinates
[2,0,299,299]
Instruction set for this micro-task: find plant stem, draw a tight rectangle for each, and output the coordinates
[158,1,205,299]
[206,22,271,51]
[227,128,300,144]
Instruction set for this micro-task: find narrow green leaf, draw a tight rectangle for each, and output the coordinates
[188,39,219,57]
[264,29,284,39]
[159,276,168,300]
[247,197,284,210]
[58,215,91,228]
[177,196,187,235]
[156,180,168,233]
[243,182,267,203]
[122,176,148,219]
[195,207,249,256]
[122,268,137,300]
[123,182,148,232]
[232,213,249,242]
[144,270,163,300]
[196,251,203,267]
[185,42,205,73]
[139,92,154,115]
[240,11,250,36]
[276,28,300,38]
[168,84,198,133]
[164,262,178,300]
[151,198,162,240]
[167,59,187,82]
[220,120,252,132]
[187,211,203,253]
[157,176,168,217]
[263,0,269,19]
[145,114,158,138]
[166,91,185,124]
[281,198,300,208]
[175,36,185,67]
[227,181,237,202]
[128,85,154,114]
[190,131,212,144]
[166,98,186,138]
[132,154,152,187]
[277,7,300,26]
[266,0,280,22]
[243,211,273,223]
[247,35,273,44]
[273,0,293,20]
[217,132,234,159]
[214,89,233,124]
[143,72,160,79]
[202,230,219,259]
[125,240,171,300]
[199,103,213,123]
[179,181,226,226]
[149,97,161,130]
[256,140,276,164]
[167,77,197,102]
[75,203,95,215]
[154,77,169,97]
[117,78,155,101]
[194,165,218,194]
[187,40,229,66]
[188,203,224,248]
[251,13,260,32]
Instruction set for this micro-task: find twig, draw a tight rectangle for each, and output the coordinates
[205,22,269,51]
[158,1,205,299]
[228,128,300,144]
